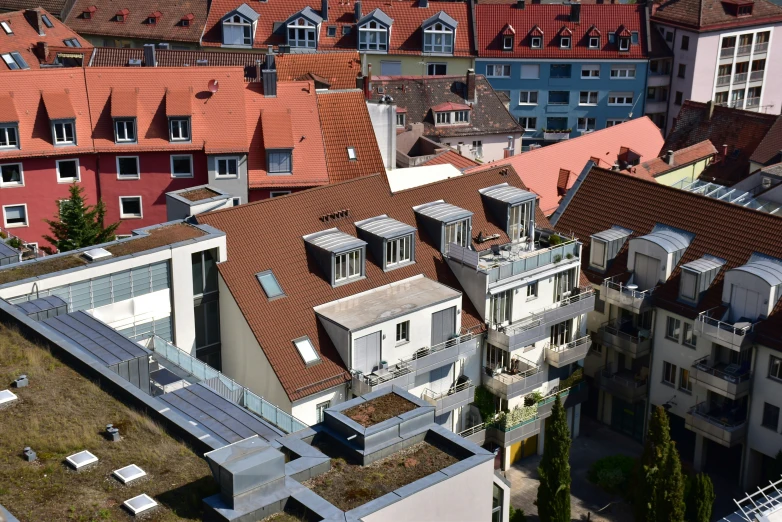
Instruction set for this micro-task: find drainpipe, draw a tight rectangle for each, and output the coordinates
[664,27,678,136]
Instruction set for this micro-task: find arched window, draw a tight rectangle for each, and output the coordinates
[287,17,316,48]
[358,20,388,51]
[424,22,453,54]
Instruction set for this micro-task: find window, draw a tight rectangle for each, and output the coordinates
[680,269,697,300]
[256,270,285,299]
[560,36,571,49]
[335,249,361,282]
[222,14,253,46]
[546,117,569,131]
[316,401,330,423]
[268,150,292,173]
[610,65,636,79]
[170,155,193,178]
[503,36,514,50]
[0,124,18,148]
[53,121,75,145]
[0,163,23,187]
[666,316,681,341]
[192,248,218,296]
[63,38,81,47]
[770,355,782,381]
[681,35,690,50]
[581,65,600,78]
[520,64,539,79]
[519,91,538,105]
[216,157,239,178]
[269,190,291,197]
[683,323,697,348]
[530,37,542,49]
[445,219,468,247]
[550,64,572,78]
[342,26,351,36]
[56,159,80,182]
[619,37,630,51]
[491,289,512,324]
[675,91,683,105]
[577,117,596,132]
[527,281,538,299]
[424,22,454,54]
[396,113,406,127]
[42,14,54,28]
[473,140,483,158]
[590,239,606,268]
[519,117,537,131]
[114,119,136,143]
[396,320,409,344]
[347,147,357,160]
[486,64,511,77]
[608,92,633,105]
[665,31,674,43]
[762,403,780,431]
[288,17,316,48]
[327,26,336,37]
[631,32,639,45]
[436,112,451,124]
[605,119,627,127]
[119,196,142,218]
[386,234,412,267]
[358,20,388,51]
[454,110,470,123]
[1,52,29,70]
[678,63,686,78]
[0,21,12,34]
[169,118,190,141]
[3,204,27,227]
[427,63,447,75]
[594,289,605,314]
[589,37,600,49]
[548,91,569,105]
[117,156,140,179]
[662,361,677,386]
[579,91,598,105]
[679,368,692,393]
[738,4,752,15]
[293,336,320,366]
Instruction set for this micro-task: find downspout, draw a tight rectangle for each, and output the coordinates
[81,66,102,205]
[469,0,479,66]
[666,27,677,135]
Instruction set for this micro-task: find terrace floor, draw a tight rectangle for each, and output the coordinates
[0,323,217,521]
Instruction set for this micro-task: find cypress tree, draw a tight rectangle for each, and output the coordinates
[634,406,671,522]
[657,442,686,522]
[536,394,571,522]
[43,183,119,252]
[686,473,715,522]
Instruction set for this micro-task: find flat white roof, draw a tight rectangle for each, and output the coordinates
[385,164,462,193]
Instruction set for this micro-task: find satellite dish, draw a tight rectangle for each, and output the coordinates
[208,79,219,94]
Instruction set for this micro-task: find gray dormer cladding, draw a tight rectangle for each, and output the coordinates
[303,228,368,286]
[638,224,694,266]
[355,215,417,271]
[232,3,260,22]
[590,225,632,271]
[422,10,458,30]
[478,183,536,239]
[289,6,323,25]
[358,8,394,28]
[678,255,725,304]
[733,253,782,287]
[413,200,472,254]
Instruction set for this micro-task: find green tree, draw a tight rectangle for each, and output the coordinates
[509,505,527,522]
[536,394,571,522]
[686,473,715,522]
[658,442,686,522]
[634,406,672,522]
[43,183,119,253]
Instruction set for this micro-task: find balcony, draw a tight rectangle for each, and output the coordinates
[685,402,748,447]
[695,309,754,351]
[488,289,595,350]
[544,131,570,141]
[691,356,751,399]
[733,72,748,85]
[422,381,476,416]
[545,336,592,367]
[596,365,648,403]
[746,97,761,109]
[645,100,668,114]
[717,75,731,86]
[755,42,769,54]
[602,276,654,313]
[720,47,735,58]
[351,362,415,396]
[476,238,580,285]
[737,44,752,56]
[482,358,545,400]
[750,70,764,81]
[647,72,671,87]
[598,319,652,358]
[537,380,588,419]
[486,414,541,446]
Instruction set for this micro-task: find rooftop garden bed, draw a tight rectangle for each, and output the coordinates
[342,393,417,427]
[179,187,221,202]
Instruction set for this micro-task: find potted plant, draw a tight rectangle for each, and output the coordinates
[378,360,388,371]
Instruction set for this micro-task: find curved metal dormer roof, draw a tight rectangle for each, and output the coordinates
[355,215,416,239]
[478,183,537,206]
[733,253,782,287]
[303,228,367,254]
[638,224,694,254]
[413,200,473,224]
[592,225,633,242]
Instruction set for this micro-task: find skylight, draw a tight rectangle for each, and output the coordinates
[1,21,12,35]
[347,147,357,161]
[42,15,54,28]
[293,336,320,365]
[256,270,284,299]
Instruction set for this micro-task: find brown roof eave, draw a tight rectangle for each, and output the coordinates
[651,13,782,32]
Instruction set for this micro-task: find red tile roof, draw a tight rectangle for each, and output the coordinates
[431,101,472,112]
[751,114,782,167]
[467,117,664,214]
[41,90,77,119]
[110,89,137,118]
[0,95,19,123]
[89,47,262,69]
[64,0,208,44]
[651,0,782,31]
[196,165,548,400]
[632,140,718,178]
[244,81,328,189]
[275,51,361,90]
[261,110,294,149]
[316,89,386,184]
[476,4,650,59]
[165,90,192,117]
[202,0,473,55]
[420,149,480,169]
[0,8,91,72]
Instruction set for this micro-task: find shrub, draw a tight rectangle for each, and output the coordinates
[496,405,537,430]
[549,234,562,246]
[6,237,22,249]
[588,455,636,495]
[524,391,544,406]
[509,505,527,522]
[474,385,497,423]
[553,255,562,263]
[561,369,583,390]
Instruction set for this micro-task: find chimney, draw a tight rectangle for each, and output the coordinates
[466,69,476,103]
[570,2,581,23]
[707,99,715,120]
[255,60,262,82]
[265,52,275,70]
[419,0,429,7]
[263,69,278,97]
[322,0,328,21]
[35,42,49,62]
[355,1,362,21]
[516,0,525,8]
[722,144,728,157]
[666,150,675,165]
[505,135,515,157]
[143,43,156,67]
[24,9,44,36]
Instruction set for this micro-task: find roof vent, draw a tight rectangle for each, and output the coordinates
[82,247,112,262]
[128,58,142,66]
[13,375,28,388]
[65,450,99,470]
[106,423,120,441]
[123,494,158,515]
[23,447,37,462]
[113,464,146,484]
[319,209,350,222]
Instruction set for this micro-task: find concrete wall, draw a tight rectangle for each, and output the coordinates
[438,133,522,163]
[366,101,397,171]
[207,154,249,204]
[361,457,494,522]
[654,157,712,186]
[366,55,474,77]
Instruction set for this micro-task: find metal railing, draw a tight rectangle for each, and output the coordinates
[720,47,735,58]
[501,288,594,337]
[353,361,412,387]
[422,381,473,403]
[717,75,731,86]
[746,97,761,108]
[486,356,541,382]
[537,380,585,407]
[488,410,539,433]
[750,70,764,81]
[545,335,591,354]
[689,401,747,429]
[733,72,748,84]
[598,365,648,388]
[404,331,477,364]
[754,42,769,53]
[737,44,752,56]
[458,423,486,438]
[601,318,649,344]
[692,356,751,383]
[471,238,580,284]
[697,309,753,337]
[144,335,308,433]
[603,276,655,301]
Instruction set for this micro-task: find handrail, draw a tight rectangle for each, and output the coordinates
[544,335,591,353]
[422,381,473,402]
[689,401,747,429]
[602,275,655,299]
[487,357,541,383]
[692,356,751,382]
[600,318,649,343]
[537,380,585,407]
[501,287,594,335]
[697,309,753,336]
[458,423,486,438]
[599,365,647,387]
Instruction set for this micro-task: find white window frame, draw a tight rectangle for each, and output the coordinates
[619,37,630,51]
[435,112,451,125]
[589,37,600,49]
[56,158,80,183]
[386,234,412,268]
[579,91,598,106]
[608,92,633,106]
[216,156,239,179]
[683,323,697,348]
[454,110,470,124]
[581,65,600,79]
[170,154,194,178]
[423,22,454,54]
[0,162,24,187]
[519,90,538,105]
[396,113,406,127]
[662,361,677,386]
[0,124,19,149]
[270,190,291,197]
[445,219,468,247]
[526,281,538,300]
[223,14,253,46]
[666,316,681,341]
[519,116,537,131]
[114,119,136,143]
[358,20,388,51]
[560,36,571,49]
[116,156,140,180]
[316,400,330,422]
[606,119,627,127]
[268,150,292,174]
[610,65,636,79]
[53,120,76,145]
[347,147,357,161]
[396,320,410,344]
[335,249,361,282]
[0,21,12,34]
[530,36,542,49]
[486,64,511,78]
[119,196,143,219]
[169,118,190,142]
[503,36,514,50]
[577,117,596,132]
[2,203,27,228]
[287,17,317,49]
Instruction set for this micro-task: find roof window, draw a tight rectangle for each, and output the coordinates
[63,38,81,47]
[347,146,357,161]
[256,270,285,299]
[2,52,29,70]
[1,21,12,35]
[293,336,320,366]
[42,14,54,28]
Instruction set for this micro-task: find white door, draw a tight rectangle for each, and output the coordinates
[634,253,660,291]
[730,285,763,322]
[353,331,382,374]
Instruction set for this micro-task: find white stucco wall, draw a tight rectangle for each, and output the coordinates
[291,383,348,426]
[440,133,522,163]
[747,344,782,459]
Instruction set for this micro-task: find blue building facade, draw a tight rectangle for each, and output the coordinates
[475,59,649,146]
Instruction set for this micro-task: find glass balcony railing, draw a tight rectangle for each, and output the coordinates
[755,42,769,53]
[733,72,748,84]
[686,401,748,447]
[746,97,761,108]
[737,44,752,56]
[750,70,764,81]
[720,47,735,58]
[717,75,731,86]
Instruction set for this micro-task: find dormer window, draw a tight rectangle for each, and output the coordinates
[221,6,259,47]
[358,20,388,51]
[53,121,75,145]
[445,219,469,247]
[503,36,514,49]
[560,36,571,49]
[181,14,194,27]
[115,9,129,23]
[413,200,472,253]
[0,124,18,149]
[590,238,607,269]
[147,12,162,25]
[424,22,453,54]
[589,226,632,272]
[267,150,292,173]
[386,235,412,267]
[531,37,542,49]
[83,6,96,19]
[589,37,599,49]
[169,118,190,141]
[619,37,630,51]
[436,111,451,124]
[288,17,317,48]
[304,229,367,287]
[355,215,417,272]
[114,119,136,143]
[335,250,361,282]
[738,4,753,15]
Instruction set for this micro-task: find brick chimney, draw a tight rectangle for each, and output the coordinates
[466,69,476,103]
[24,9,44,36]
[35,41,49,62]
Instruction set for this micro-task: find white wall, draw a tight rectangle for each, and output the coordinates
[440,133,522,163]
[366,101,397,170]
[89,288,171,331]
[747,344,782,459]
[291,383,348,426]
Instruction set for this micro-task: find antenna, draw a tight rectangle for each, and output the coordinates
[208,79,219,94]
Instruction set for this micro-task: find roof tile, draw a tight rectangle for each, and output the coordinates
[651,0,782,31]
[261,110,294,150]
[110,89,137,118]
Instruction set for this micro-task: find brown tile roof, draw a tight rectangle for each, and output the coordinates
[665,101,777,185]
[0,0,70,18]
[64,0,207,44]
[370,75,522,138]
[316,90,386,184]
[553,166,782,327]
[275,51,361,90]
[632,140,718,178]
[751,114,782,167]
[419,150,480,170]
[651,0,782,31]
[89,47,262,70]
[0,8,91,72]
[196,165,547,400]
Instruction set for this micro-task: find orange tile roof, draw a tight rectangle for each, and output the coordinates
[110,89,137,118]
[632,140,718,178]
[275,51,361,90]
[0,8,92,72]
[420,150,479,169]
[0,95,19,124]
[244,81,328,189]
[467,117,665,215]
[316,90,386,184]
[261,110,294,149]
[431,102,472,112]
[41,90,77,120]
[165,89,192,117]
